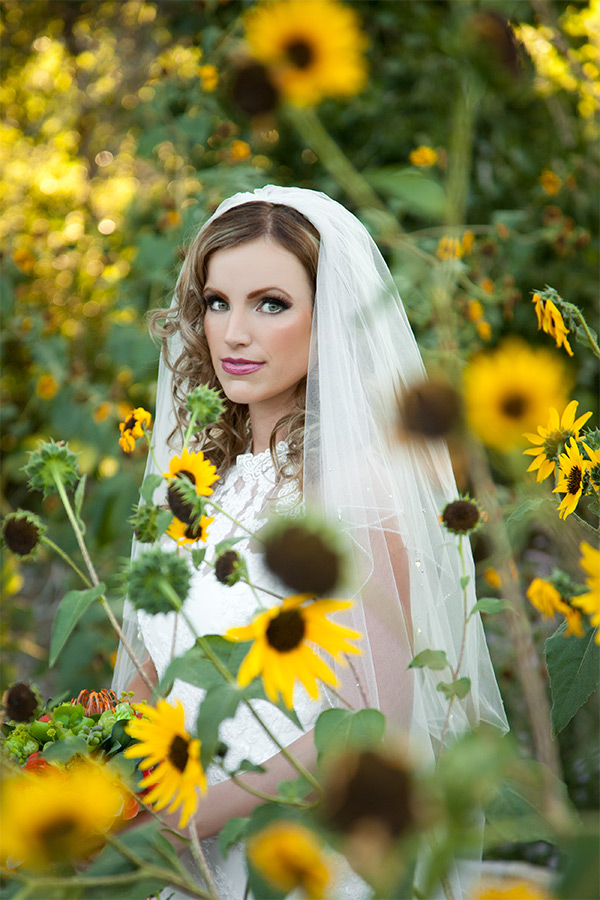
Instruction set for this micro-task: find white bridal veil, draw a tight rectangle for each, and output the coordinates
[114,184,507,754]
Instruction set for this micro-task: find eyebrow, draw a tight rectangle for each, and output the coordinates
[203,285,293,300]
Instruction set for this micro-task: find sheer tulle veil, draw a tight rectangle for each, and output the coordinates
[113,184,507,757]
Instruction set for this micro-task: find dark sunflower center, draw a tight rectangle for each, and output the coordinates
[266,609,306,652]
[566,465,582,495]
[124,415,137,431]
[37,815,78,856]
[168,734,190,773]
[167,470,197,524]
[4,518,40,555]
[184,521,203,540]
[501,393,528,419]
[285,39,314,69]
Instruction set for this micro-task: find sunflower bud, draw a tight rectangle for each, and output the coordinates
[397,379,462,440]
[322,748,418,844]
[126,548,191,615]
[440,496,484,535]
[22,439,80,497]
[2,682,41,722]
[2,510,45,559]
[231,61,279,116]
[185,385,226,428]
[262,516,344,596]
[215,550,247,586]
[129,503,172,544]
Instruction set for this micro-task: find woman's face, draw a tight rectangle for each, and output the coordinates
[203,237,314,422]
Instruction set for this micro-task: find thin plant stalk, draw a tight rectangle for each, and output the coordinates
[50,464,154,693]
[158,579,323,798]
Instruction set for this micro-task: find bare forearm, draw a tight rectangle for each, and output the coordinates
[159,727,318,845]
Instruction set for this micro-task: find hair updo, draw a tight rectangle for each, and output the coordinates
[149,201,320,483]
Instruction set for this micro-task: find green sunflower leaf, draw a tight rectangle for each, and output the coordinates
[49,583,106,667]
[140,474,164,503]
[408,649,449,670]
[314,707,386,764]
[545,620,600,736]
[191,547,207,568]
[469,597,510,616]
[437,677,471,699]
[219,816,250,859]
[214,536,244,555]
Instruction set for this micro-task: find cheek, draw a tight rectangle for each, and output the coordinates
[270,315,312,366]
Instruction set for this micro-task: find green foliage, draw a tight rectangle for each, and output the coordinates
[314,707,385,763]
[545,620,600,736]
[49,583,106,667]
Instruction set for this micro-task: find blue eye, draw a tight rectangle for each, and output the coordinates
[206,297,228,311]
[260,298,289,314]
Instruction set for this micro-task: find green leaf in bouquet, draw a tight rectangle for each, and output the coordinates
[85,821,180,900]
[504,497,547,530]
[49,583,106,667]
[42,735,89,764]
[314,707,386,764]
[140,473,164,504]
[154,643,235,699]
[408,649,450,670]
[545,620,600,736]
[219,815,250,859]
[437,677,471,700]
[469,597,510,616]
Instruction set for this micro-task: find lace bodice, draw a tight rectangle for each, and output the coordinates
[138,442,323,784]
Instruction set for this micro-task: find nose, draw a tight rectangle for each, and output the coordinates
[224,306,252,347]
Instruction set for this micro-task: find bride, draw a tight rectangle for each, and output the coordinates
[113,185,507,899]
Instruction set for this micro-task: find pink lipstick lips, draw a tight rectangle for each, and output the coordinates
[221,358,265,375]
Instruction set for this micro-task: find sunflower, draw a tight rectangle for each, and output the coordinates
[526,577,584,637]
[0,761,125,870]
[552,438,590,519]
[118,407,152,453]
[532,293,573,356]
[468,878,553,900]
[523,400,593,482]
[225,594,361,708]
[248,821,331,900]
[571,541,600,644]
[244,0,368,106]
[163,448,219,523]
[464,339,568,452]
[124,699,206,828]
[526,577,563,619]
[166,514,214,547]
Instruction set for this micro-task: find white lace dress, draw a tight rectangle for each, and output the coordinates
[137,444,371,900]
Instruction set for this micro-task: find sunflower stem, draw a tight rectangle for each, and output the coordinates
[469,439,563,783]
[143,428,163,473]
[183,411,199,452]
[226,770,316,808]
[562,301,600,358]
[158,582,323,798]
[188,819,221,900]
[203,499,259,540]
[436,537,470,765]
[105,833,215,898]
[41,535,92,587]
[571,511,600,537]
[51,465,154,693]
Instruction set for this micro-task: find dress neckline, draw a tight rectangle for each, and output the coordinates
[234,441,288,479]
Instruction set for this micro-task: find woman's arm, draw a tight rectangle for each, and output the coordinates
[124,655,159,704]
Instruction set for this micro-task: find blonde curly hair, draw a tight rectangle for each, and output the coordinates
[149,201,320,485]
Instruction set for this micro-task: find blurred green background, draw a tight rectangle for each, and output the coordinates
[1,0,598,865]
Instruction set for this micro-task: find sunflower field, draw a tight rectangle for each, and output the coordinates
[1,1,599,898]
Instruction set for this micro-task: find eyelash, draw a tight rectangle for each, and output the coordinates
[204,296,290,314]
